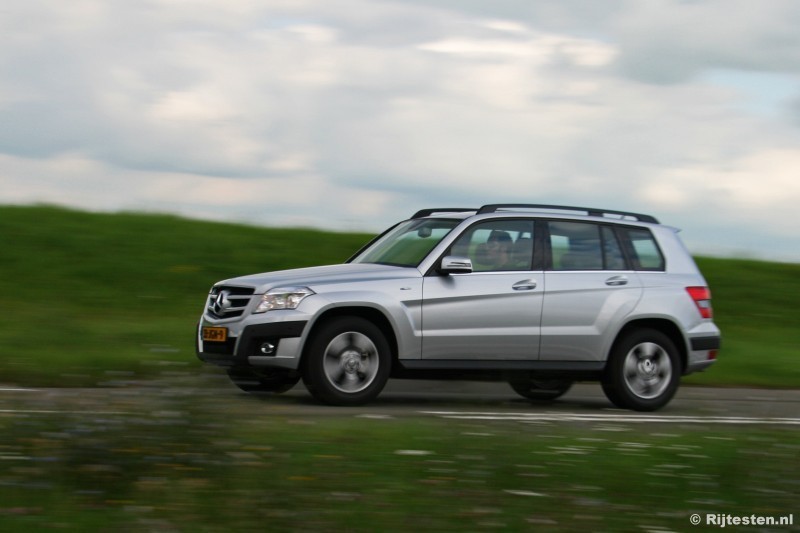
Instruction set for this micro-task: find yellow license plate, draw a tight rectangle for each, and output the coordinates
[202,326,228,342]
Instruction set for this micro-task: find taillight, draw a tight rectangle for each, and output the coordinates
[686,286,713,319]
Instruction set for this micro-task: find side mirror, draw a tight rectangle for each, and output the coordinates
[439,256,473,275]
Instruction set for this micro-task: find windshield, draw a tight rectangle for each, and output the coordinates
[350,218,460,267]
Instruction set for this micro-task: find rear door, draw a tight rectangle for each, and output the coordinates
[421,219,543,360]
[540,221,643,361]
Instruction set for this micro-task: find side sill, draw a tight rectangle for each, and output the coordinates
[398,360,605,372]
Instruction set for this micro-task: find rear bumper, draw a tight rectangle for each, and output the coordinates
[685,334,721,374]
[690,336,721,351]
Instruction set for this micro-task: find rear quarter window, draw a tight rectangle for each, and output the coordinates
[621,228,665,271]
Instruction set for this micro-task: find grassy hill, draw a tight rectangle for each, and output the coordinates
[1,205,797,387]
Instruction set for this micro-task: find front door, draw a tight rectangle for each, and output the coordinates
[421,219,543,360]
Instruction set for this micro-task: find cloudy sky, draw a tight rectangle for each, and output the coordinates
[2,0,799,261]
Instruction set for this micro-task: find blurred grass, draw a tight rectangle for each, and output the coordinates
[0,380,797,531]
[0,204,798,388]
[685,257,800,388]
[0,205,370,386]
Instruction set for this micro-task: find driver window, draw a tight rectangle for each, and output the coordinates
[451,220,534,272]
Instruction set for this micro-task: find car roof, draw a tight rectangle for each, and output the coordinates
[412,204,659,224]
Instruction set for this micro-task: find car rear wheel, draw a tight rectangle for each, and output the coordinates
[509,377,573,401]
[227,367,300,394]
[302,317,391,406]
[603,329,681,411]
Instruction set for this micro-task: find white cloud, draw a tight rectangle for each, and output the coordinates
[1,0,799,261]
[644,148,800,225]
[0,151,390,229]
[418,30,617,68]
[610,0,800,83]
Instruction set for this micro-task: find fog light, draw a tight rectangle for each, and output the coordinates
[259,342,276,355]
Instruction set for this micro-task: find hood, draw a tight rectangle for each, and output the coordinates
[216,263,420,293]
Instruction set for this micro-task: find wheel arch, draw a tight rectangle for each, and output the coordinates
[302,306,399,366]
[608,318,687,374]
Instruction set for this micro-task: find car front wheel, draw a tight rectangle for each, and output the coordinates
[302,317,391,406]
[603,329,681,411]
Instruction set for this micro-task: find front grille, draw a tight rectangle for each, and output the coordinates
[207,285,256,319]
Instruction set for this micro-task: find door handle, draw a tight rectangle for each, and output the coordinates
[512,279,537,291]
[605,275,629,286]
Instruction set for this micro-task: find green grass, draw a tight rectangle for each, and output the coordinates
[0,381,796,531]
[686,257,800,387]
[0,205,370,386]
[1,204,798,388]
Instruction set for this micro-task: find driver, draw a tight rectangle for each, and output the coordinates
[485,230,513,270]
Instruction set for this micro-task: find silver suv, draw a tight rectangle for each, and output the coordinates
[196,204,720,411]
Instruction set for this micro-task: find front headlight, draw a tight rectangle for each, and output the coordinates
[254,286,315,313]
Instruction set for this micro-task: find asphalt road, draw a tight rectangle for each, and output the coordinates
[301,380,800,422]
[3,377,798,424]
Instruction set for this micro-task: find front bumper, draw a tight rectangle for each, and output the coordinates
[196,319,308,370]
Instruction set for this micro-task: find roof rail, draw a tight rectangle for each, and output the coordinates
[477,204,659,224]
[412,208,475,218]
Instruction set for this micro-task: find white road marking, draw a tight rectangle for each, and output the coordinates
[504,490,548,497]
[421,411,800,425]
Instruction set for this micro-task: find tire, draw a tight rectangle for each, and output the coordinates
[602,329,681,411]
[509,377,573,401]
[227,367,300,394]
[302,317,391,406]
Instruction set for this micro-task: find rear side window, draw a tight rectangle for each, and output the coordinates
[548,221,604,270]
[548,222,631,271]
[621,228,665,271]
